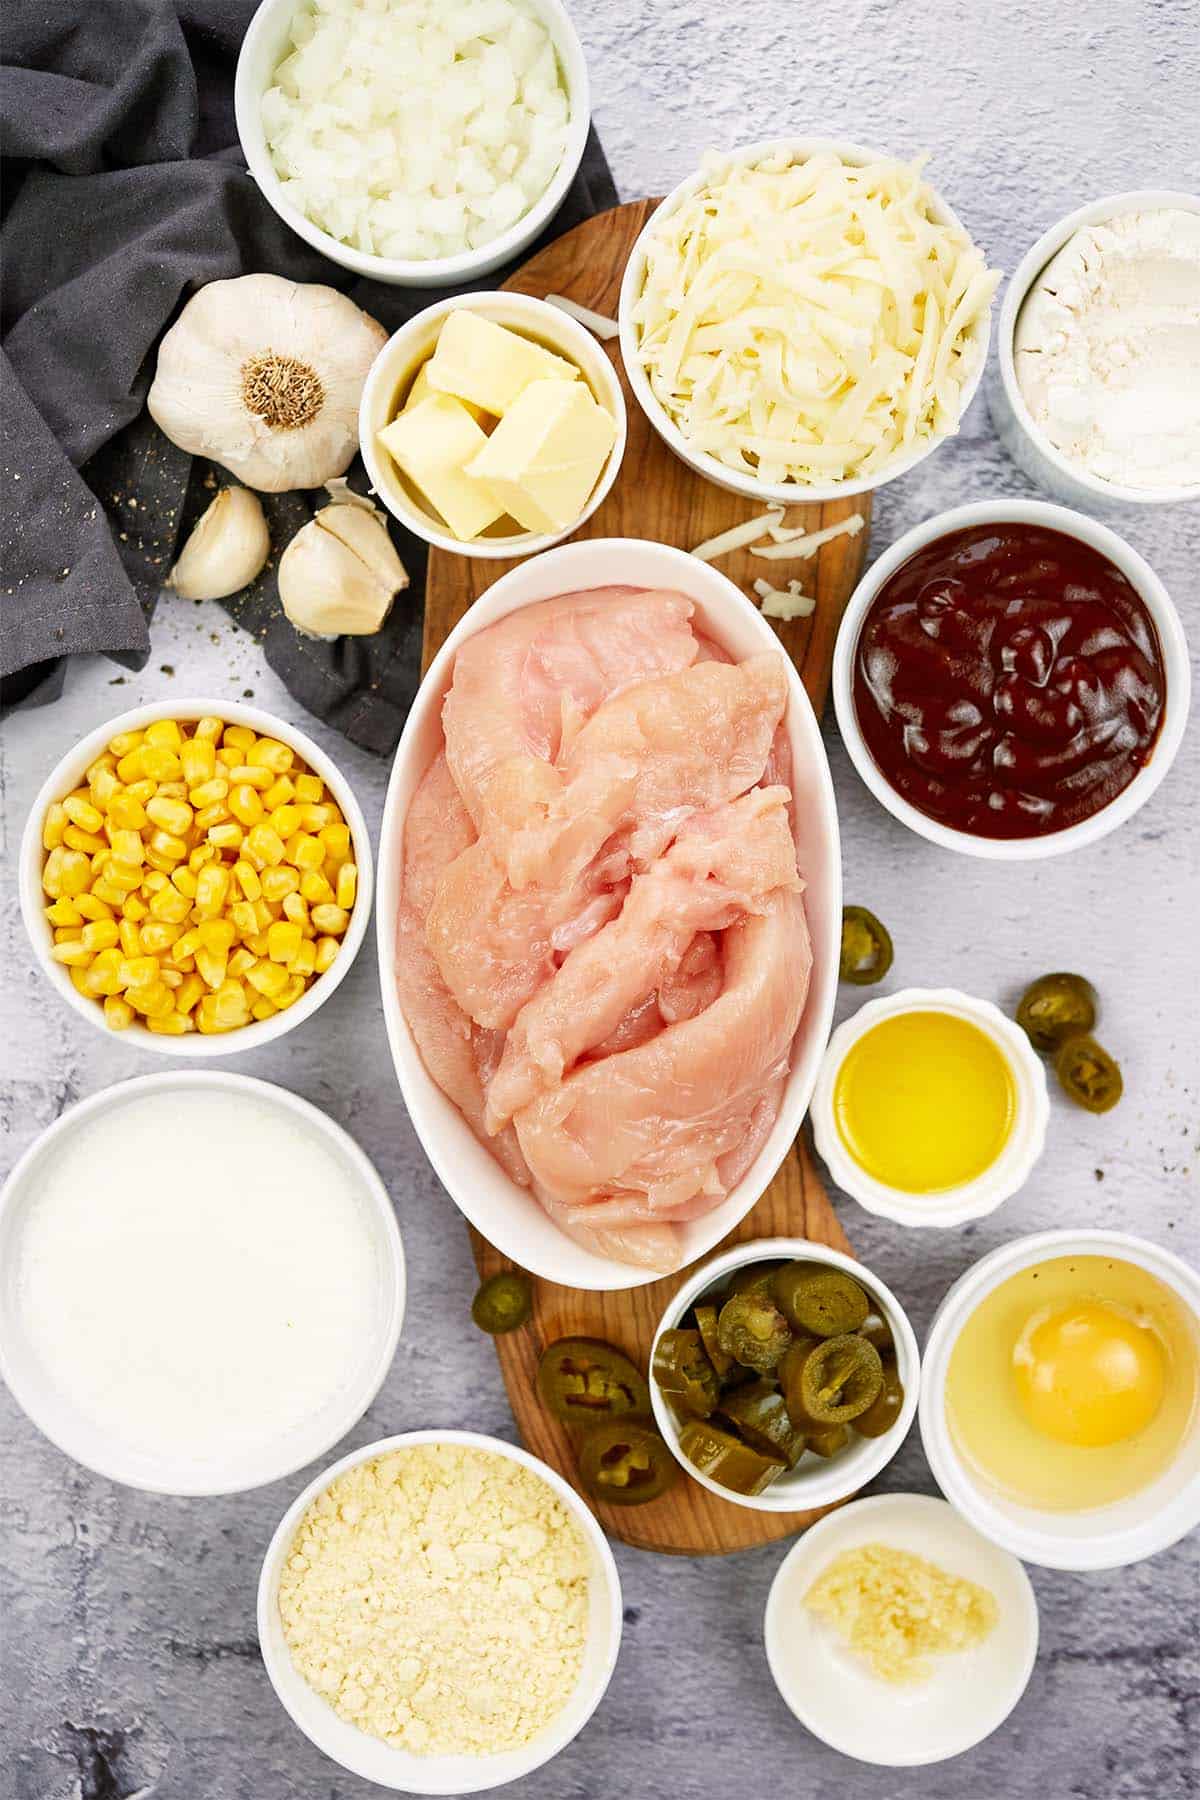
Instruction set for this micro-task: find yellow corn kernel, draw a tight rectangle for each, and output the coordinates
[90,767,123,810]
[69,965,93,996]
[174,973,206,1014]
[148,827,187,864]
[125,776,156,804]
[246,958,290,998]
[148,886,191,924]
[63,825,108,855]
[222,724,256,751]
[262,775,296,810]
[194,946,227,991]
[189,776,229,810]
[260,864,299,902]
[299,870,334,906]
[170,866,199,900]
[108,729,144,757]
[128,980,175,1020]
[144,718,182,749]
[282,892,310,931]
[42,803,69,851]
[156,781,189,802]
[194,864,230,918]
[245,824,285,869]
[81,919,120,952]
[196,715,224,743]
[206,823,243,853]
[294,773,323,804]
[63,794,104,834]
[118,918,143,958]
[105,859,143,893]
[198,917,236,954]
[251,997,278,1022]
[89,848,110,877]
[83,948,125,997]
[314,936,340,974]
[108,791,147,831]
[268,803,302,839]
[233,860,261,902]
[104,994,136,1031]
[227,946,256,980]
[146,794,194,837]
[290,832,325,872]
[46,898,84,927]
[138,919,182,954]
[188,843,218,873]
[291,938,317,979]
[92,878,131,908]
[267,920,303,964]
[121,891,149,922]
[54,926,82,944]
[118,955,160,988]
[108,828,144,868]
[229,783,264,828]
[86,752,118,783]
[298,803,335,832]
[320,822,351,859]
[115,747,146,784]
[244,930,272,956]
[247,736,293,772]
[139,746,181,782]
[158,967,183,990]
[142,846,175,875]
[148,1010,194,1036]
[336,864,358,910]
[73,892,113,922]
[212,979,251,1025]
[310,903,350,936]
[227,764,273,792]
[52,941,94,968]
[195,801,230,832]
[230,901,259,939]
[46,847,92,898]
[181,737,216,785]
[273,976,307,1011]
[173,926,202,959]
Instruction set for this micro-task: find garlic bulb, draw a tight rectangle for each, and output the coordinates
[147,274,387,492]
[279,499,408,638]
[167,487,270,600]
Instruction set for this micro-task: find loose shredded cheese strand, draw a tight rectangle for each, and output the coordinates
[545,294,621,341]
[753,577,814,620]
[632,150,1001,486]
[750,513,865,560]
[690,509,783,562]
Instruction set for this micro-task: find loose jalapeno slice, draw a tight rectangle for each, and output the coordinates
[852,1363,906,1438]
[773,1264,870,1338]
[1016,972,1098,1054]
[840,906,893,985]
[727,1261,779,1298]
[1055,1035,1123,1113]
[537,1338,650,1423]
[859,1308,895,1361]
[784,1334,883,1427]
[717,1292,793,1373]
[578,1421,677,1506]
[678,1419,785,1496]
[652,1328,720,1419]
[694,1302,735,1378]
[804,1422,849,1458]
[471,1271,532,1335]
[718,1381,807,1467]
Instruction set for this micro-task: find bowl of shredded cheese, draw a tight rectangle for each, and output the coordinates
[619,140,1001,503]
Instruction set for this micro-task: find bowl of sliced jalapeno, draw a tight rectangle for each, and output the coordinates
[649,1239,920,1512]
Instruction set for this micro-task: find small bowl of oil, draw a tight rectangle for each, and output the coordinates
[920,1230,1200,1570]
[811,987,1049,1228]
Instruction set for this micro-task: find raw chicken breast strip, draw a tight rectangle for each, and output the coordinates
[426,654,790,1031]
[486,787,799,1132]
[514,887,811,1213]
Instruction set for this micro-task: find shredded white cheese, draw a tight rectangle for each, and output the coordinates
[632,150,1001,486]
[750,512,865,560]
[690,508,783,562]
[753,577,814,621]
[545,294,621,340]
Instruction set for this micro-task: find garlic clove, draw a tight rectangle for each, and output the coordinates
[278,505,408,639]
[167,487,270,601]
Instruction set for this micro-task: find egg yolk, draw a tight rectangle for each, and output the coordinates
[1012,1303,1166,1448]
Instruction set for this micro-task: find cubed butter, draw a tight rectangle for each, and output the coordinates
[425,310,577,417]
[404,360,490,429]
[377,395,505,542]
[466,381,617,534]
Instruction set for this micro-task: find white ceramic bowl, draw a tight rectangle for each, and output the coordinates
[988,189,1200,509]
[764,1493,1039,1766]
[649,1239,919,1513]
[618,138,993,506]
[0,1072,405,1496]
[376,538,841,1291]
[360,292,626,558]
[258,1429,622,1793]
[832,498,1191,860]
[811,988,1049,1229]
[920,1229,1200,1570]
[19,695,373,1056]
[234,0,590,287]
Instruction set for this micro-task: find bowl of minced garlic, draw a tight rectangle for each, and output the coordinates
[765,1493,1038,1767]
[20,699,371,1054]
[259,1432,622,1793]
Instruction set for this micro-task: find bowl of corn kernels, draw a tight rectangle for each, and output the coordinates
[19,699,372,1055]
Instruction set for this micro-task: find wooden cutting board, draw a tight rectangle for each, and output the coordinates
[423,200,871,1555]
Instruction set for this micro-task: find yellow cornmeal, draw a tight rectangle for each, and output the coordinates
[804,1544,998,1684]
[279,1445,590,1755]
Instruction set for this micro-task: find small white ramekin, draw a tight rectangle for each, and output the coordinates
[258,1429,622,1793]
[360,291,626,559]
[648,1238,920,1513]
[987,189,1200,509]
[831,498,1191,861]
[919,1229,1200,1571]
[811,988,1049,1229]
[0,1071,405,1496]
[19,695,373,1057]
[618,138,994,506]
[234,0,591,288]
[764,1493,1039,1766]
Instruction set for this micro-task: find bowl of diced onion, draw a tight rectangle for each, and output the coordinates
[618,140,1000,504]
[235,0,591,287]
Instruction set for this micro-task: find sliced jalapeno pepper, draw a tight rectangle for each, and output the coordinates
[717,1291,793,1374]
[537,1338,650,1423]
[840,906,893,985]
[652,1328,720,1419]
[471,1271,532,1335]
[784,1334,883,1427]
[678,1419,785,1496]
[694,1302,735,1378]
[804,1422,850,1458]
[773,1263,870,1338]
[851,1362,906,1438]
[1055,1035,1123,1114]
[718,1380,807,1467]
[577,1420,677,1506]
[1016,972,1097,1054]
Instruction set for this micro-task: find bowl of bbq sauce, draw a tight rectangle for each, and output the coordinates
[832,501,1189,859]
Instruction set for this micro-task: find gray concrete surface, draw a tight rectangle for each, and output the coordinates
[3,1,1199,1795]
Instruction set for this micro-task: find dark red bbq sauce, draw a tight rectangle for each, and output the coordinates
[851,524,1166,839]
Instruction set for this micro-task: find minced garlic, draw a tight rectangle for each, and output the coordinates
[278,1444,590,1755]
[804,1542,998,1684]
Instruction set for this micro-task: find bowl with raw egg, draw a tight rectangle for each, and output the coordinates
[920,1229,1200,1570]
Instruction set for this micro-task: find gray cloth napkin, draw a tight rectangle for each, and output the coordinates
[1,0,618,752]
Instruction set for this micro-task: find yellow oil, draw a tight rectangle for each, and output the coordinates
[946,1256,1199,1511]
[833,1010,1015,1193]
